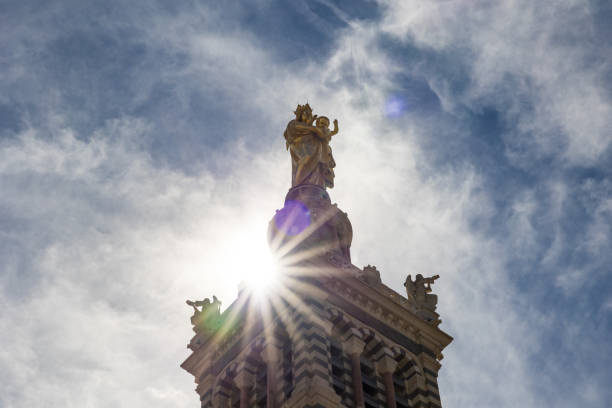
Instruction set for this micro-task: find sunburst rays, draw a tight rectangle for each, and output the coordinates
[238,215,337,352]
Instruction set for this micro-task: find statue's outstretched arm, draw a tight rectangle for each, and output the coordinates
[330,119,339,136]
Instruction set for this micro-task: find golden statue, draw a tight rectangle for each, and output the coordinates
[284,104,339,189]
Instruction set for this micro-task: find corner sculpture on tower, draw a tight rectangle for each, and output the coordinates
[181,104,453,408]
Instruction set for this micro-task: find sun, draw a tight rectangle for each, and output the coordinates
[225,225,280,298]
[209,217,288,302]
[242,247,279,296]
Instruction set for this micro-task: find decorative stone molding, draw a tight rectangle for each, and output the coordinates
[375,349,398,375]
[283,375,344,408]
[324,276,449,359]
[342,329,366,355]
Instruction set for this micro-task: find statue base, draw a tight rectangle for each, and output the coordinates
[268,184,352,265]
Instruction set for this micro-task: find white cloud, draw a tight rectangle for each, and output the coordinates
[381,0,612,166]
[1,2,610,407]
[0,121,288,407]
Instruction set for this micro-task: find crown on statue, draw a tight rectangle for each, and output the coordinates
[293,103,312,119]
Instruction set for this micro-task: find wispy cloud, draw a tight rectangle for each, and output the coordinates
[1,1,611,407]
[381,0,612,166]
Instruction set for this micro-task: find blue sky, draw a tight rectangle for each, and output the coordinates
[1,0,611,407]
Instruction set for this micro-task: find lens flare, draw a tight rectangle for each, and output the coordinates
[384,95,406,117]
[274,200,310,236]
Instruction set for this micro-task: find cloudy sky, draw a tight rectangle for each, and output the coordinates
[1,0,611,407]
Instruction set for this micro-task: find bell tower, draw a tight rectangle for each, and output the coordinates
[181,105,453,408]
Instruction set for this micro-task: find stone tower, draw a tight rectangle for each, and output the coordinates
[181,105,453,407]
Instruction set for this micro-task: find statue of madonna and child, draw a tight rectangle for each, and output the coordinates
[269,103,352,266]
[284,103,338,189]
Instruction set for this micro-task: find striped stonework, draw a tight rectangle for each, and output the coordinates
[182,251,452,408]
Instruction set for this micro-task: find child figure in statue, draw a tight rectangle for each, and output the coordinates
[314,116,338,142]
[314,116,338,188]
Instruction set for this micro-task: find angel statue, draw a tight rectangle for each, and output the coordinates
[186,296,222,333]
[404,274,439,311]
[284,103,339,189]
